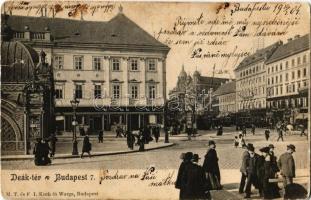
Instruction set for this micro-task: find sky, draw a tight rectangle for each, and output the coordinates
[3,1,310,94]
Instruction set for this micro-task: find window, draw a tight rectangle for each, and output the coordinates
[298,82,301,89]
[271,66,274,73]
[297,70,301,78]
[276,87,278,95]
[280,63,282,70]
[303,55,307,63]
[240,72,242,77]
[280,75,282,82]
[93,57,102,70]
[291,59,295,67]
[112,58,120,71]
[297,57,301,65]
[147,59,156,71]
[74,56,83,70]
[55,85,63,99]
[113,85,120,99]
[280,86,283,95]
[94,85,101,98]
[148,85,156,99]
[75,84,83,99]
[271,77,274,84]
[275,65,278,72]
[292,84,295,92]
[131,85,138,99]
[275,76,278,83]
[285,61,288,69]
[130,59,139,71]
[286,73,289,81]
[268,67,270,74]
[303,68,307,77]
[292,71,295,79]
[54,55,64,69]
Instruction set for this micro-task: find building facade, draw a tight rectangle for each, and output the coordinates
[265,34,309,126]
[234,41,282,126]
[5,11,170,133]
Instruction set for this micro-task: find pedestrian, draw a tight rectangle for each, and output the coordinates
[116,126,122,138]
[242,125,247,137]
[278,144,296,191]
[239,143,250,194]
[49,133,58,158]
[264,129,270,141]
[33,137,44,166]
[251,124,255,135]
[138,131,145,151]
[79,126,85,136]
[244,143,260,198]
[233,136,239,148]
[184,154,210,199]
[277,127,284,142]
[175,152,193,199]
[81,134,92,158]
[42,139,51,165]
[98,130,104,143]
[300,125,307,137]
[186,123,192,140]
[153,126,160,143]
[217,125,223,136]
[126,130,135,150]
[203,140,221,190]
[259,146,281,199]
[256,147,265,197]
[238,134,246,148]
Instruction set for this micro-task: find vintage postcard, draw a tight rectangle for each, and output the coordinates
[1,1,310,199]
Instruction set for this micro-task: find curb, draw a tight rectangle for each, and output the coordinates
[1,143,175,161]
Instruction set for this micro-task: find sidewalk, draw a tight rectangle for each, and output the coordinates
[1,138,175,161]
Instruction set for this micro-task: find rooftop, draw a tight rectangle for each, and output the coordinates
[213,81,236,96]
[265,34,310,64]
[234,41,282,71]
[2,13,169,52]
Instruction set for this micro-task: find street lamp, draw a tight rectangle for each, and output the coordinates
[163,100,169,143]
[70,97,80,155]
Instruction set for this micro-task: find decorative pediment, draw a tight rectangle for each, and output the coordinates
[129,79,141,83]
[111,79,123,83]
[146,79,159,83]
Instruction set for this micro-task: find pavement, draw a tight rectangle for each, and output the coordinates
[1,138,175,161]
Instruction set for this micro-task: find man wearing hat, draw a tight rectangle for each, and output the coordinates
[175,152,193,199]
[239,143,250,194]
[244,143,260,198]
[278,144,296,188]
[184,154,210,199]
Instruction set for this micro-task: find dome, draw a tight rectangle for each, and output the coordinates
[187,74,192,81]
[1,41,39,82]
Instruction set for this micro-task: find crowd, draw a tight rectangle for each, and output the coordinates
[175,140,221,200]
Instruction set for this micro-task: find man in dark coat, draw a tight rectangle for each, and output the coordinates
[49,133,58,158]
[278,144,296,189]
[244,144,260,198]
[33,138,44,166]
[184,154,210,199]
[203,140,221,190]
[98,130,104,143]
[175,152,193,199]
[42,139,51,165]
[239,144,250,193]
[264,129,270,141]
[81,135,92,158]
[126,130,135,150]
[153,126,160,143]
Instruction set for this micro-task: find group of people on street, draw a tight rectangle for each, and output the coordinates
[239,142,296,199]
[33,134,57,166]
[175,140,221,200]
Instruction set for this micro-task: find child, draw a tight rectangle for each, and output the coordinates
[234,136,239,148]
[238,134,246,148]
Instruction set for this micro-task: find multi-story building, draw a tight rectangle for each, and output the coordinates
[234,41,282,126]
[213,80,236,125]
[4,10,170,133]
[265,34,309,125]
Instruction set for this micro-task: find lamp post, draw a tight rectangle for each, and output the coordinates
[164,100,169,143]
[70,97,80,155]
